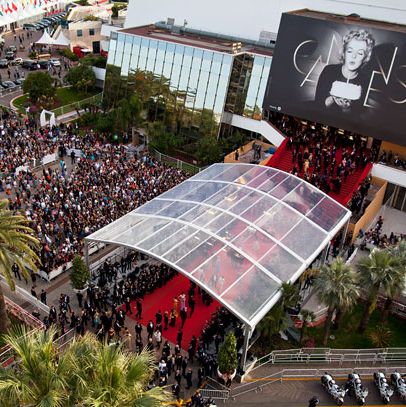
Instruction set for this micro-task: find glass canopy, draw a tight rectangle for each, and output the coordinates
[86,163,351,328]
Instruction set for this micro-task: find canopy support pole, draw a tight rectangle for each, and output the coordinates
[241,325,252,370]
[339,218,350,252]
[84,240,89,270]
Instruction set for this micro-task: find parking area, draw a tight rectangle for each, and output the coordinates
[0,17,70,91]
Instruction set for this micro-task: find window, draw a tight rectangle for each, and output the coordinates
[77,29,83,37]
[89,28,95,36]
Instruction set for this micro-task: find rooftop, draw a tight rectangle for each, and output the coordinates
[289,9,406,34]
[119,24,274,57]
[86,163,351,328]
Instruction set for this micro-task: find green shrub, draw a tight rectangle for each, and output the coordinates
[70,255,90,290]
[62,48,79,61]
[218,332,238,374]
[28,51,37,59]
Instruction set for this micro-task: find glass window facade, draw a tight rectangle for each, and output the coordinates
[104,32,273,141]
[105,32,234,140]
[224,53,271,120]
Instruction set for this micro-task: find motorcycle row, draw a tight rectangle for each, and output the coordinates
[320,371,406,405]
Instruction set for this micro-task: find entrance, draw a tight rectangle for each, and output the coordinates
[92,41,100,54]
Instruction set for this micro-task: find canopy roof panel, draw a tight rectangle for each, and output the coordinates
[86,163,351,328]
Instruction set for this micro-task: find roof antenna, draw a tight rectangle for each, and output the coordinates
[183,19,188,28]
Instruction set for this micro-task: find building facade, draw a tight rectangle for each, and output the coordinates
[105,24,273,141]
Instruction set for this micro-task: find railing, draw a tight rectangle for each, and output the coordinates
[252,347,406,370]
[51,92,103,117]
[4,297,45,330]
[200,388,230,401]
[152,149,201,174]
[229,366,406,400]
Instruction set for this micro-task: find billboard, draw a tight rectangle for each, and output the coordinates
[263,13,406,146]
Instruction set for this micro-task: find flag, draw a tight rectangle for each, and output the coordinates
[12,2,17,10]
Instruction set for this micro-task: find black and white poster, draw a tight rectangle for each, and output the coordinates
[263,13,406,146]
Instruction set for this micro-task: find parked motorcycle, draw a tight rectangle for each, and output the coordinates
[321,373,347,406]
[374,372,394,404]
[345,373,368,405]
[391,371,406,402]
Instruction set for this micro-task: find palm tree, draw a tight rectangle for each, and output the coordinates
[299,309,315,345]
[380,242,406,322]
[357,248,402,333]
[367,324,393,348]
[0,327,170,406]
[0,326,70,406]
[0,200,40,334]
[313,257,360,346]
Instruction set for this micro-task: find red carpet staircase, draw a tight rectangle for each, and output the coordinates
[266,138,373,206]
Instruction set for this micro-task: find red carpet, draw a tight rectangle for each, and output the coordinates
[126,273,220,350]
[266,138,372,206]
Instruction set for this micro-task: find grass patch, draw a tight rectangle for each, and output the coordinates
[307,304,406,348]
[13,87,99,113]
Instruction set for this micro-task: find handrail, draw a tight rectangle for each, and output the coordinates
[152,149,201,174]
[51,93,103,117]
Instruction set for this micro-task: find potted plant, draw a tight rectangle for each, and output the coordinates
[70,255,90,293]
[217,332,238,386]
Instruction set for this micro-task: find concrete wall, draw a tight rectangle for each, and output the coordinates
[351,177,387,243]
[125,0,406,40]
[68,20,103,51]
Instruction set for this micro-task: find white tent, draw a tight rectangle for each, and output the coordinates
[53,31,70,47]
[36,30,56,46]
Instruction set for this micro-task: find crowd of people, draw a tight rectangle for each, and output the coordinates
[269,112,373,196]
[0,110,188,273]
[359,216,405,249]
[378,149,406,170]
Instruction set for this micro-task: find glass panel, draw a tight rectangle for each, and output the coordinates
[307,197,348,232]
[180,204,207,223]
[134,199,173,215]
[269,177,302,200]
[205,184,247,211]
[159,180,201,199]
[241,195,278,223]
[137,222,184,250]
[162,43,175,78]
[213,164,252,182]
[221,266,279,320]
[113,218,170,247]
[259,245,303,281]
[257,172,287,193]
[176,239,225,273]
[129,36,141,70]
[146,39,158,72]
[193,163,223,180]
[107,39,116,64]
[217,219,248,242]
[283,182,323,215]
[256,203,301,240]
[235,166,266,185]
[149,225,197,256]
[90,214,146,241]
[192,248,253,296]
[164,230,211,264]
[137,37,149,70]
[232,227,276,262]
[121,35,133,76]
[114,33,125,66]
[247,167,278,188]
[282,219,327,260]
[158,201,198,219]
[229,190,269,215]
[183,181,227,202]
[192,207,222,229]
[205,213,234,234]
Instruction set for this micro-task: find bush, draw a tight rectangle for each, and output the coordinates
[81,55,107,68]
[218,332,238,375]
[62,48,79,61]
[23,72,55,102]
[28,51,37,59]
[65,65,96,93]
[70,255,90,290]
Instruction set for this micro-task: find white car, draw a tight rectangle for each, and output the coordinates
[49,58,61,67]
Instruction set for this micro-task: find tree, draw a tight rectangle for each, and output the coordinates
[22,72,55,103]
[70,255,90,291]
[0,327,170,406]
[217,332,238,375]
[382,240,406,322]
[195,133,223,165]
[0,200,40,334]
[299,309,315,345]
[357,248,402,333]
[313,257,359,346]
[368,324,392,348]
[65,64,96,94]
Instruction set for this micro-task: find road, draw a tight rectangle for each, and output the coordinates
[227,377,405,406]
[0,28,71,108]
